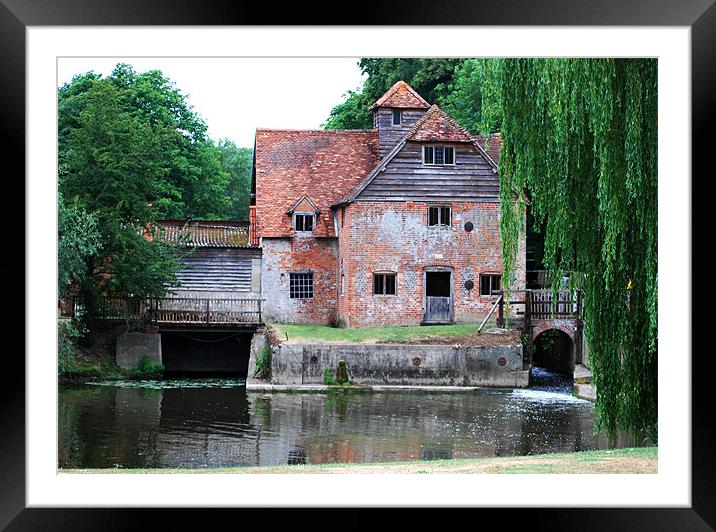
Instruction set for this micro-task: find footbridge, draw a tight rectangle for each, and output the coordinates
[492,289,585,373]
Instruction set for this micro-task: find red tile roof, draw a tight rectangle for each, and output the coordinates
[473,133,502,166]
[369,80,431,110]
[254,129,380,238]
[406,104,474,143]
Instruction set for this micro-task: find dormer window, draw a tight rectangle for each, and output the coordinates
[423,145,455,165]
[294,213,314,232]
[288,195,319,233]
[392,109,402,126]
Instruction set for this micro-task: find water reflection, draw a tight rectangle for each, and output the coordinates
[59,373,632,470]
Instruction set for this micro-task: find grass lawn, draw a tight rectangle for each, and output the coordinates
[271,322,493,344]
[63,447,657,474]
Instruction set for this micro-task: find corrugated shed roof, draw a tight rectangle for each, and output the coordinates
[154,222,252,247]
[254,128,380,238]
[369,80,431,110]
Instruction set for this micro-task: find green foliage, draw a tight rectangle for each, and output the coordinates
[58,319,84,375]
[438,59,503,134]
[131,354,165,378]
[323,369,337,386]
[336,360,349,385]
[216,139,253,220]
[58,191,101,300]
[324,58,465,129]
[480,59,658,441]
[253,345,271,379]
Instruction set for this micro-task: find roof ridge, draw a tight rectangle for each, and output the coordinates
[369,80,431,110]
[256,127,377,134]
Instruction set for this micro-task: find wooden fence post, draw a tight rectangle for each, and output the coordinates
[497,293,504,328]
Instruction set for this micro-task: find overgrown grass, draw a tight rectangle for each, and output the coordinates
[272,323,491,344]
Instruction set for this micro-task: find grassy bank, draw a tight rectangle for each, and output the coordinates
[63,447,656,474]
[272,322,494,344]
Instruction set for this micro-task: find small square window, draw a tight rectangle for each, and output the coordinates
[373,272,397,295]
[392,109,401,126]
[428,206,451,227]
[480,274,502,296]
[290,272,313,299]
[294,213,314,232]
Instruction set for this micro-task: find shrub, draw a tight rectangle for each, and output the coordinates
[131,354,164,378]
[253,345,271,379]
[323,369,337,385]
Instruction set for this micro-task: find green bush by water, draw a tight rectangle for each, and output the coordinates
[131,354,165,378]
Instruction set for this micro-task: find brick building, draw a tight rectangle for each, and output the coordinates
[252,80,525,326]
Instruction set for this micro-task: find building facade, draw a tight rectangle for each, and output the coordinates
[253,81,526,326]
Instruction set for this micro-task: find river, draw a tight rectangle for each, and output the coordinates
[58,368,628,469]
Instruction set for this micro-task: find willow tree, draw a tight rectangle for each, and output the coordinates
[483,59,657,442]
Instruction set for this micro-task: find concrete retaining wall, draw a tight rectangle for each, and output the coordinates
[116,332,162,370]
[271,342,527,387]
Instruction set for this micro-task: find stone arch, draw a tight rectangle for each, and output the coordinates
[531,319,577,344]
[531,324,577,375]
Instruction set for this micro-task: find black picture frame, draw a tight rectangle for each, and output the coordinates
[4,0,711,529]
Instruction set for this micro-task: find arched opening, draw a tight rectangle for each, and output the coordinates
[532,329,575,376]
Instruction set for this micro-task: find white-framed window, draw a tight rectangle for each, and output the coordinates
[428,206,451,227]
[293,213,314,232]
[392,109,402,126]
[423,145,455,165]
[289,272,314,299]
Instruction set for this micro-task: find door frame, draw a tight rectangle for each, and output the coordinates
[422,267,454,324]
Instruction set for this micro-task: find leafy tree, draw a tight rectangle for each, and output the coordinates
[58,191,101,300]
[59,63,230,221]
[58,67,190,314]
[481,59,658,442]
[438,59,502,134]
[216,139,253,220]
[324,58,465,129]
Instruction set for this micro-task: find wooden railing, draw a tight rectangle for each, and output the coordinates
[525,289,583,320]
[65,296,264,325]
[492,288,583,329]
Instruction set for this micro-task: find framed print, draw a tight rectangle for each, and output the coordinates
[4,0,712,528]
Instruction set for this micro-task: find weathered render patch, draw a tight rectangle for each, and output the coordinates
[261,238,338,324]
[271,342,527,387]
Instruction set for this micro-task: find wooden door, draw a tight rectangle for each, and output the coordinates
[424,270,453,323]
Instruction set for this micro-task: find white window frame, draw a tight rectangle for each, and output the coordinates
[423,145,456,166]
[293,212,315,232]
[392,109,402,126]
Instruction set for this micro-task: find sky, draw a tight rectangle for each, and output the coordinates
[57,57,366,148]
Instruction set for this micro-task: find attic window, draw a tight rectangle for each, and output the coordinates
[294,213,314,232]
[392,109,402,126]
[423,146,455,165]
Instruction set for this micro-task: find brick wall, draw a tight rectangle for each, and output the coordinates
[337,201,526,327]
[261,236,338,324]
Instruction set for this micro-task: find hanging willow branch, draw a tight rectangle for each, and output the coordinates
[482,59,658,442]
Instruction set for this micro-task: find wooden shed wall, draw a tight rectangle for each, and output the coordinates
[172,248,261,293]
[359,141,499,202]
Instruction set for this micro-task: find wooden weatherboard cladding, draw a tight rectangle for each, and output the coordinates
[358,141,498,202]
[173,248,261,292]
